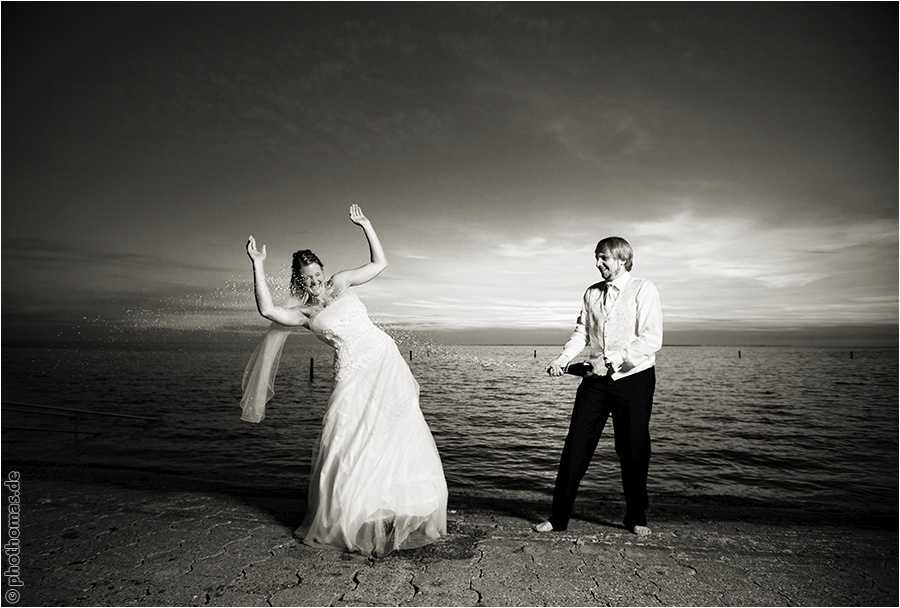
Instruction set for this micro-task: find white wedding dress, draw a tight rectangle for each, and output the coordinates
[282,292,448,556]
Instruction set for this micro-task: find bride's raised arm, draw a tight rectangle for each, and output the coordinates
[332,205,388,288]
[247,236,308,327]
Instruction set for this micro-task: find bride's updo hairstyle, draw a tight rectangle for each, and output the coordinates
[290,249,324,297]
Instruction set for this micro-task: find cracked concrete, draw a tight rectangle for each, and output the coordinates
[5,465,897,607]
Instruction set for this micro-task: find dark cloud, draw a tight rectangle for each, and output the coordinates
[3,3,896,345]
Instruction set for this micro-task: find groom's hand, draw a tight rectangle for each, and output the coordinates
[547,358,566,377]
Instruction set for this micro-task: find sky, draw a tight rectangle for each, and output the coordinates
[3,3,897,347]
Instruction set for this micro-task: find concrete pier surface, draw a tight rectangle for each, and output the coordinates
[2,463,896,607]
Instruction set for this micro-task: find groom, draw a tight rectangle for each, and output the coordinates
[537,236,663,536]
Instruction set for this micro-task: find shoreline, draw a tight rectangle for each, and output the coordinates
[3,459,898,606]
[7,456,897,529]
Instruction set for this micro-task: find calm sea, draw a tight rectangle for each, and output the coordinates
[2,337,897,517]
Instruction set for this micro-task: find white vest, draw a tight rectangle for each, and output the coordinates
[599,278,641,355]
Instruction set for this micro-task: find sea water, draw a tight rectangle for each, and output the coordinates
[2,338,897,516]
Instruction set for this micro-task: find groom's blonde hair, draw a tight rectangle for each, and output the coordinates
[595,237,633,272]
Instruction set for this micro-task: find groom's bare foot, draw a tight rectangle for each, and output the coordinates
[630,525,651,536]
[533,521,554,533]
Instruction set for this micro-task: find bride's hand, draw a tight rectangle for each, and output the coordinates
[349,204,370,226]
[246,236,266,262]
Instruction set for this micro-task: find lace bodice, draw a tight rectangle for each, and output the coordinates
[309,292,391,381]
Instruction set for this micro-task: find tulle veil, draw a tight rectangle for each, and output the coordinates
[240,295,303,423]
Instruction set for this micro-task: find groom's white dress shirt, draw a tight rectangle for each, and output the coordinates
[554,272,663,380]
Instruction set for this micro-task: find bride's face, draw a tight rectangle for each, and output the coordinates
[299,264,326,297]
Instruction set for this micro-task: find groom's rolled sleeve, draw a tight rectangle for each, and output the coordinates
[558,319,588,365]
[555,293,591,366]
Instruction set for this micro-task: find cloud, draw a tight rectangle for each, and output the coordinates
[2,238,232,273]
[4,5,894,346]
[492,237,570,258]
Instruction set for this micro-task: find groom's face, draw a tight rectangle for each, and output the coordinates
[595,249,625,281]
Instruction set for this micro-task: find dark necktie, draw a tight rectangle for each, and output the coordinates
[603,283,616,308]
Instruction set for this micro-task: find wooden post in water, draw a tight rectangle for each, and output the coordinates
[850,351,854,359]
[738,350,742,359]
[534,350,537,358]
[409,350,413,361]
[309,357,314,381]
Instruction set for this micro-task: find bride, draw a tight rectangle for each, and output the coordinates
[242,204,447,556]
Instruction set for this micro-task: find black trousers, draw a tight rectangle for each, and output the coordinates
[548,367,655,531]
